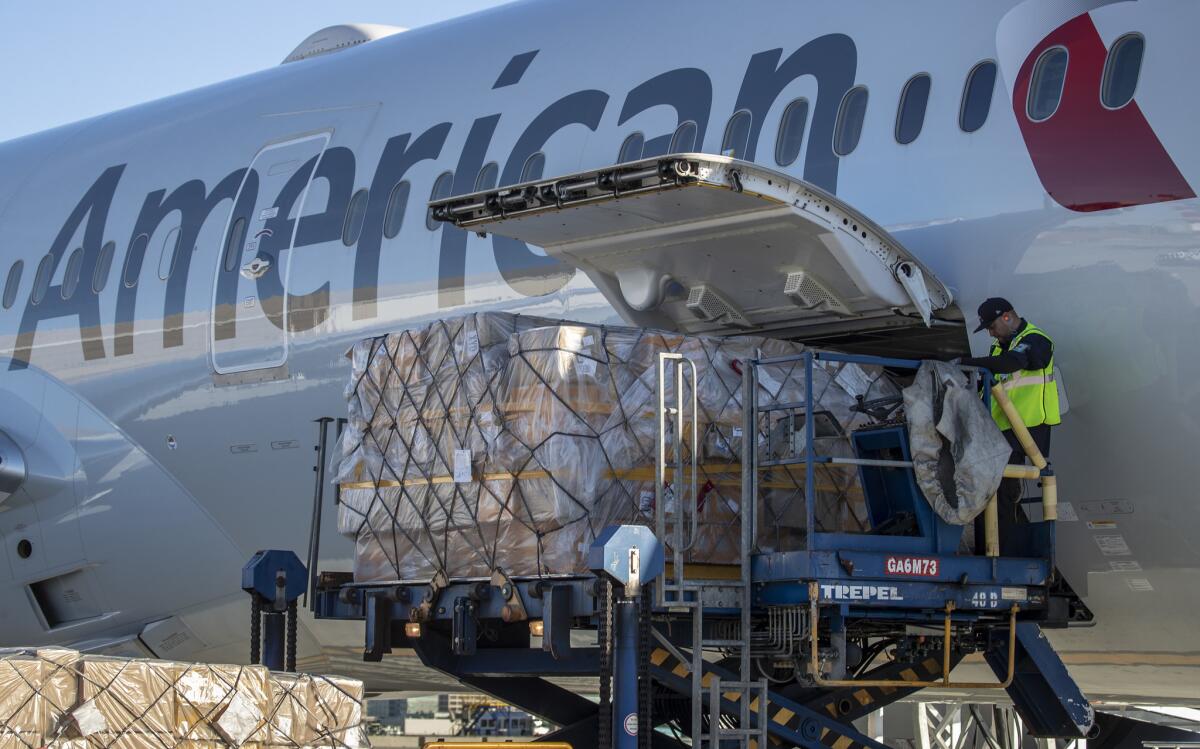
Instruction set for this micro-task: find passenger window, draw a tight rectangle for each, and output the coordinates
[959,61,997,133]
[383,181,410,239]
[31,254,53,305]
[619,132,645,162]
[520,152,545,182]
[474,163,499,192]
[93,241,115,293]
[222,219,246,273]
[124,234,150,287]
[157,227,181,281]
[775,98,809,166]
[1027,47,1068,121]
[669,120,698,153]
[61,247,84,300]
[342,188,369,246]
[895,74,931,145]
[3,260,22,309]
[833,87,868,156]
[721,110,752,158]
[1101,33,1144,109]
[426,171,455,231]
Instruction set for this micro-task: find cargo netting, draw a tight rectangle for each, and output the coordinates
[335,312,900,583]
[0,648,366,748]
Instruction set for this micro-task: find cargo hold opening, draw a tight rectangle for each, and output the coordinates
[770,313,970,360]
[430,153,970,362]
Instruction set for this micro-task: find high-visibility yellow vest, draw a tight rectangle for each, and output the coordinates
[989,322,1061,431]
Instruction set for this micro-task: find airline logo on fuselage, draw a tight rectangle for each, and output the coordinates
[5,37,860,371]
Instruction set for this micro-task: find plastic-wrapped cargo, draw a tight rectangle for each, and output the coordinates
[0,648,79,748]
[337,318,652,581]
[598,333,894,555]
[336,312,562,581]
[336,312,899,583]
[0,648,365,748]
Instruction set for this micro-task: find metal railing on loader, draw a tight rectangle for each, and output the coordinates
[654,352,766,749]
[648,347,1094,743]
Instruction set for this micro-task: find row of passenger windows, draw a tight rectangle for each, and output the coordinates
[714,61,997,162]
[1027,33,1143,121]
[428,36,1144,221]
[713,33,1144,163]
[1,241,121,310]
[2,35,1150,310]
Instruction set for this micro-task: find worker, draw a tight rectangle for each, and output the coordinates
[957,298,1061,554]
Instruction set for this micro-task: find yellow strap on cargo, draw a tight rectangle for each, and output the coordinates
[340,462,863,493]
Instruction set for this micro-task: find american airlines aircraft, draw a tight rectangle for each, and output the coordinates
[1,0,1198,715]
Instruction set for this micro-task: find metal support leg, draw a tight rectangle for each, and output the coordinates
[262,610,285,671]
[249,595,262,665]
[614,597,640,749]
[917,702,963,749]
[868,708,885,744]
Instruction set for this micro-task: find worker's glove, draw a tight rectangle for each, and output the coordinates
[948,356,962,366]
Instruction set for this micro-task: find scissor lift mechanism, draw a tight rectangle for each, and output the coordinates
[306,155,1094,749]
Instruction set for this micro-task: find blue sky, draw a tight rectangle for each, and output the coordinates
[0,1,509,143]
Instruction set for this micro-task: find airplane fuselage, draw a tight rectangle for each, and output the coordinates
[1,0,1198,702]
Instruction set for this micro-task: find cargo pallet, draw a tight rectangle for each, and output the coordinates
[306,347,1095,749]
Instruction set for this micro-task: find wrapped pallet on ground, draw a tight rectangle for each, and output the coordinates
[0,648,79,748]
[0,649,366,748]
[270,672,365,748]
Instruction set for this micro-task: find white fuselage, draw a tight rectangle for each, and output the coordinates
[1,0,1198,702]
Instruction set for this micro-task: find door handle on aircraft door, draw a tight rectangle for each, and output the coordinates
[240,255,272,280]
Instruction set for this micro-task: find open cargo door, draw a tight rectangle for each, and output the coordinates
[431,154,953,336]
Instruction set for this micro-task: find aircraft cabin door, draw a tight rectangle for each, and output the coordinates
[211,132,330,374]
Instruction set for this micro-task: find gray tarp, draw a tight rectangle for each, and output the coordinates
[903,361,1011,525]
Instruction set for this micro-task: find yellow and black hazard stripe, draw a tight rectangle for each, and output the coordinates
[649,646,903,749]
[803,650,961,726]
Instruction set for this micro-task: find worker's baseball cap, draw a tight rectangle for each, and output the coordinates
[974,297,1014,333]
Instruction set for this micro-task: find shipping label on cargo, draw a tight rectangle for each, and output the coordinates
[884,555,939,577]
[819,584,903,601]
[640,489,655,513]
[453,449,472,483]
